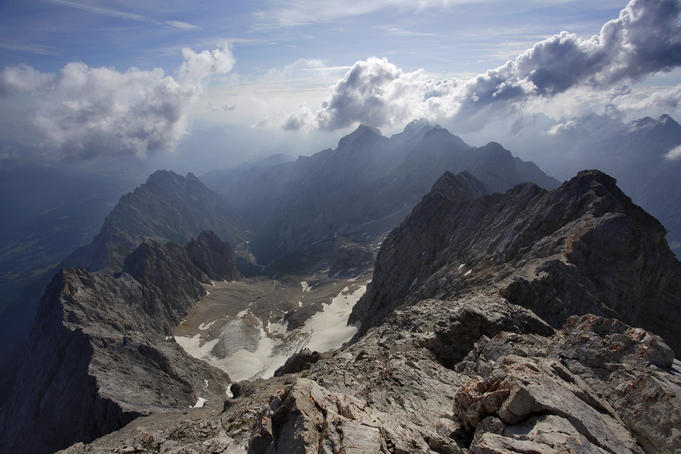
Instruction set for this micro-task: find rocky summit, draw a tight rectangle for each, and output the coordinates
[35,169,679,454]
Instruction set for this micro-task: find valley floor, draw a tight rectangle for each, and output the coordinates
[174,271,371,381]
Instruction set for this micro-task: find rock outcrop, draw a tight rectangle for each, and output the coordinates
[351,170,681,356]
[0,232,237,454]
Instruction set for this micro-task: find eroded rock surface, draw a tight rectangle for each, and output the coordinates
[0,232,237,454]
[351,170,681,356]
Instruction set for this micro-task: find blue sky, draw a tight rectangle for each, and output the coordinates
[1,0,680,171]
[1,0,625,75]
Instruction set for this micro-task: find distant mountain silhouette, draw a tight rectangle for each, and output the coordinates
[202,120,559,271]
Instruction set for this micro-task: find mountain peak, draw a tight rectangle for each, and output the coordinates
[658,114,678,126]
[403,118,431,134]
[431,171,488,202]
[146,169,183,184]
[337,124,384,149]
[350,124,382,137]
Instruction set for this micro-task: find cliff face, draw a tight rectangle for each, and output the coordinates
[0,231,236,454]
[350,170,681,356]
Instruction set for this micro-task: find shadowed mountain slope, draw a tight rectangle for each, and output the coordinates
[351,170,681,356]
[64,170,246,272]
[203,121,559,270]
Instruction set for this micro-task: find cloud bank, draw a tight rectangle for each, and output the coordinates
[0,47,233,159]
[285,0,681,131]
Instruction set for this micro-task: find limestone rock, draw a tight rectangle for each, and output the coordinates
[0,232,237,454]
[352,170,681,356]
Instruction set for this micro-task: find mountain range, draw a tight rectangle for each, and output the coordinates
[4,169,678,454]
[202,121,559,271]
[1,118,680,453]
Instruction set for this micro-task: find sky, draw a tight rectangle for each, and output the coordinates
[1,0,680,174]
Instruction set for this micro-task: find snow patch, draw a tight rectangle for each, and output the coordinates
[176,282,367,382]
[193,397,206,408]
[458,264,465,270]
[303,285,365,353]
[174,335,219,359]
[236,304,252,319]
[204,379,209,389]
[408,277,418,290]
[199,320,217,331]
[301,281,310,293]
[226,384,234,398]
[267,319,288,337]
[464,269,472,276]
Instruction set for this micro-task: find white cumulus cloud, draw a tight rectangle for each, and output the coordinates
[0,47,234,159]
[285,0,681,132]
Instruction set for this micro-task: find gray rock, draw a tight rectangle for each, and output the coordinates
[273,348,323,376]
[352,170,681,357]
[0,232,236,454]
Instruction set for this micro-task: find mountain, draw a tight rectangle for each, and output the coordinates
[202,121,559,271]
[64,170,246,272]
[532,114,681,258]
[0,169,245,408]
[0,231,236,454]
[49,170,681,454]
[609,115,681,258]
[351,170,681,354]
[0,163,143,402]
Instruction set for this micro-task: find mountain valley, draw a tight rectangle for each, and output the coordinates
[1,122,680,454]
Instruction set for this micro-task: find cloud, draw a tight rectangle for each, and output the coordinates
[0,42,59,56]
[179,47,235,86]
[47,0,200,31]
[665,144,681,160]
[285,0,681,131]
[0,64,55,96]
[165,20,201,31]
[0,47,234,159]
[257,0,484,27]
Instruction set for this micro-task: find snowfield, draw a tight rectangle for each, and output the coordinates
[175,281,367,381]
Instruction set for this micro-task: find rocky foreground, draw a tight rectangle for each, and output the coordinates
[7,170,681,453]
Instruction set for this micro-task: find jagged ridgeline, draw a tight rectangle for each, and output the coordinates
[62,170,247,272]
[39,169,681,454]
[3,123,681,453]
[202,121,559,271]
[351,170,681,356]
[0,170,249,404]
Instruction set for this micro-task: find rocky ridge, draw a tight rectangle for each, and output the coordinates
[351,170,681,356]
[56,170,681,454]
[64,170,245,272]
[0,231,237,454]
